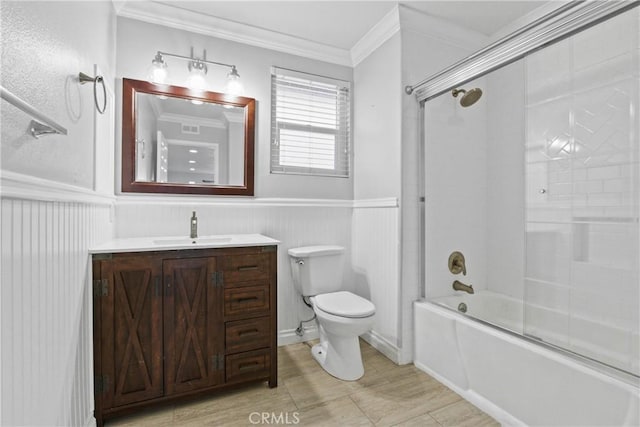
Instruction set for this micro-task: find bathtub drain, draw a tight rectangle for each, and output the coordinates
[458,302,467,313]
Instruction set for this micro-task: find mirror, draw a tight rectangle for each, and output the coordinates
[122,78,255,195]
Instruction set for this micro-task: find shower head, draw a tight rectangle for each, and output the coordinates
[452,87,483,107]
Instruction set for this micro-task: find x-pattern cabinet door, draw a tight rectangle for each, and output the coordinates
[100,256,164,409]
[163,257,223,395]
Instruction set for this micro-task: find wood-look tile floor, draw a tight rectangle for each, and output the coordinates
[108,340,499,427]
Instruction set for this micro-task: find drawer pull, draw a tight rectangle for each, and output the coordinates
[237,296,258,303]
[238,361,261,371]
[238,265,259,271]
[238,328,259,337]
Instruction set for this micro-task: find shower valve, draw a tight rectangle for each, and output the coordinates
[448,251,467,275]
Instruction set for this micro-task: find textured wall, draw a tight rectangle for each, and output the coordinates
[1,1,116,189]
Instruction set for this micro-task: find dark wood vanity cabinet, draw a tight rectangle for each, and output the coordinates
[92,246,277,426]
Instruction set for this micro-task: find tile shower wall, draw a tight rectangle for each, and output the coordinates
[524,8,639,375]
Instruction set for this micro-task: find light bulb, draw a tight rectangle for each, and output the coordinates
[225,66,244,95]
[147,53,168,84]
[186,60,207,91]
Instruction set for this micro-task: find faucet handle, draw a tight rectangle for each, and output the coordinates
[448,251,466,275]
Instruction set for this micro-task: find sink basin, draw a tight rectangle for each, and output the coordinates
[153,236,233,246]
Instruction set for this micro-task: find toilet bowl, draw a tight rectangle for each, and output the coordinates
[310,291,375,380]
[288,246,376,381]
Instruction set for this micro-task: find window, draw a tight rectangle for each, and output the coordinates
[270,67,351,177]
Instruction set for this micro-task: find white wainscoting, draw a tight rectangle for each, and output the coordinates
[1,176,113,426]
[352,202,401,362]
[115,200,354,343]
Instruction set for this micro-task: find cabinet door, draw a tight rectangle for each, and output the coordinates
[100,256,164,408]
[164,257,223,395]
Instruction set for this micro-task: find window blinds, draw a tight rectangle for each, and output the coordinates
[270,67,351,177]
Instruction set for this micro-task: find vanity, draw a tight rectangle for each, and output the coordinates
[90,234,278,426]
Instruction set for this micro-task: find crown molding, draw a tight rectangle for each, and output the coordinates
[115,1,352,67]
[351,5,401,67]
[398,4,489,52]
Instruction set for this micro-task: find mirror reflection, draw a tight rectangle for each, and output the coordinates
[122,78,255,196]
[135,93,246,186]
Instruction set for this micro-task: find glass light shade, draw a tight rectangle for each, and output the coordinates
[186,66,207,91]
[147,54,168,84]
[225,67,244,95]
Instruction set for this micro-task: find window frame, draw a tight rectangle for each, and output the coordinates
[270,67,351,178]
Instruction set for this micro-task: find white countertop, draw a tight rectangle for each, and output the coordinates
[90,233,280,254]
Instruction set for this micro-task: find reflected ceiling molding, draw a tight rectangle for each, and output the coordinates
[115,1,352,67]
[157,112,227,130]
[223,111,244,124]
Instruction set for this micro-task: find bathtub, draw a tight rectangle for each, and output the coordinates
[414,291,640,426]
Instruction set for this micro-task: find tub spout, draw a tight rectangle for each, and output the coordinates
[453,280,474,294]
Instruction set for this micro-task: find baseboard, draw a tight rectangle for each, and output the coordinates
[84,413,97,427]
[361,330,402,364]
[414,361,525,427]
[278,326,319,346]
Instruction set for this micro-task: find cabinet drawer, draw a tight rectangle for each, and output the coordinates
[221,253,270,283]
[226,349,271,383]
[225,317,270,354]
[224,285,269,317]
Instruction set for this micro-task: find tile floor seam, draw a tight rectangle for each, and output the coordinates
[347,393,375,426]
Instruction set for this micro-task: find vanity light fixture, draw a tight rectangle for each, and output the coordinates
[147,47,243,95]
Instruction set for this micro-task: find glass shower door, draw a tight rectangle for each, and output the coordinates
[523,7,639,377]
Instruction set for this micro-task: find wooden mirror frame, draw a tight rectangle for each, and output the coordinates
[121,78,255,196]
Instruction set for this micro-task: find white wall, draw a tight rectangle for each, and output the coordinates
[1,1,116,191]
[116,17,353,199]
[0,2,117,426]
[352,31,403,360]
[423,76,489,299]
[399,5,485,362]
[486,61,526,299]
[115,200,353,343]
[353,32,402,200]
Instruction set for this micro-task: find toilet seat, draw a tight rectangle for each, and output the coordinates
[313,291,375,318]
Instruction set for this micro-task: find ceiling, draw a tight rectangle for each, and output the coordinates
[157,1,548,50]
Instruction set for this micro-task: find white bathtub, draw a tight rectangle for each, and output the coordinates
[414,292,640,426]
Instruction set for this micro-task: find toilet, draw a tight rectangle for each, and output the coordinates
[288,245,375,381]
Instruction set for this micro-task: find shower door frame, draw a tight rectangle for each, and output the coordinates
[413,0,640,384]
[408,1,638,104]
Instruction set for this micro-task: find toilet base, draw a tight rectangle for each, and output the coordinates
[311,337,364,381]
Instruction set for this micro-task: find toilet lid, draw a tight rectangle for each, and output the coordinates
[314,291,375,318]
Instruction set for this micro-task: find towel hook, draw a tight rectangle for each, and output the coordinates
[79,72,107,114]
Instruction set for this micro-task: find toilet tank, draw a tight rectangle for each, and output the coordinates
[288,245,345,296]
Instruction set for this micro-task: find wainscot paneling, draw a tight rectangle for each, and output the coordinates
[352,204,401,361]
[114,200,354,343]
[1,193,113,426]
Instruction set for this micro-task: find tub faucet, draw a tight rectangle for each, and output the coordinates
[190,211,198,239]
[453,280,474,294]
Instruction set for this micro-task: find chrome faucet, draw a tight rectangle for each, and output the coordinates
[190,211,198,239]
[453,280,474,294]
